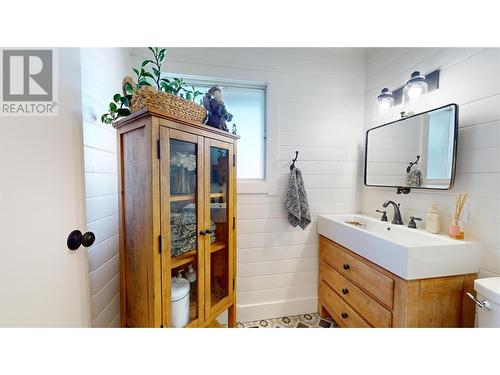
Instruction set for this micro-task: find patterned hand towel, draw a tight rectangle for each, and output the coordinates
[406,168,423,187]
[284,168,311,229]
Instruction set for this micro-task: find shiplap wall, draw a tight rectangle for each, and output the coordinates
[129,48,366,322]
[361,48,500,279]
[81,48,131,327]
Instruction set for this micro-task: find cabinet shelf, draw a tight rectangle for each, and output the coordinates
[170,194,195,202]
[210,192,224,199]
[210,240,226,253]
[171,249,196,269]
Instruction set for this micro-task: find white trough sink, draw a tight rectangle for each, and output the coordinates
[318,214,481,280]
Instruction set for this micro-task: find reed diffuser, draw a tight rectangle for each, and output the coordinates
[449,193,468,240]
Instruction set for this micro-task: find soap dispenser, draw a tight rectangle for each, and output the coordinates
[426,203,440,234]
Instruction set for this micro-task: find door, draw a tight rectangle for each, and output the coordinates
[0,48,91,327]
[160,127,205,327]
[204,138,235,319]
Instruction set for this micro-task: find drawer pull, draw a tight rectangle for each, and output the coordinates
[341,312,348,319]
[342,288,349,295]
[343,263,350,270]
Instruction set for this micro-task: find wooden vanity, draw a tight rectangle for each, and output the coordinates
[318,235,476,327]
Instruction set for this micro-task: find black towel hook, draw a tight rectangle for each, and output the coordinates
[290,151,299,170]
[406,155,420,173]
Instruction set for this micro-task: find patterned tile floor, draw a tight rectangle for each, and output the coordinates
[237,313,337,328]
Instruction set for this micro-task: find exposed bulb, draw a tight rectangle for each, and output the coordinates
[402,71,428,114]
[376,88,394,122]
[378,99,392,111]
[407,85,422,98]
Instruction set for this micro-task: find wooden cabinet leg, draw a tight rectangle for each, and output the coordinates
[318,301,329,318]
[228,303,237,328]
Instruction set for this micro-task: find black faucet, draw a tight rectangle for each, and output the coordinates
[382,200,404,225]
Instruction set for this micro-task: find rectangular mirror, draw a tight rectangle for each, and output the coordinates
[365,104,458,190]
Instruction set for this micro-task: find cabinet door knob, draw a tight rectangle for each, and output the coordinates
[199,230,207,235]
[341,312,348,319]
[343,264,350,270]
[342,288,349,295]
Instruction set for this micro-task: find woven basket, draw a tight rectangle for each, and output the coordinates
[130,86,206,124]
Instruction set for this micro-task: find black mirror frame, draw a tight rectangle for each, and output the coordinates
[364,103,459,192]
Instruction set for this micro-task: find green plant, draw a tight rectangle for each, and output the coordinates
[132,66,153,88]
[160,77,186,95]
[182,86,204,102]
[140,47,166,90]
[101,47,202,124]
[100,85,133,124]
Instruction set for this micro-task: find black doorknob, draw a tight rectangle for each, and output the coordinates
[342,288,349,295]
[343,264,350,270]
[67,230,95,250]
[341,312,348,319]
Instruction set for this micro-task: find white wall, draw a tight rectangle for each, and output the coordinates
[128,48,365,322]
[361,48,500,279]
[81,48,131,327]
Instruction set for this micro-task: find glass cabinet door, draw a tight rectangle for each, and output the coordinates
[161,128,204,327]
[204,139,234,318]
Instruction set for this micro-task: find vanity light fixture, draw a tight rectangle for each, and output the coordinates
[376,88,395,122]
[377,69,440,119]
[402,71,428,115]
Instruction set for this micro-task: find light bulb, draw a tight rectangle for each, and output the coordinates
[376,88,394,122]
[378,100,391,110]
[407,85,422,98]
[402,71,428,114]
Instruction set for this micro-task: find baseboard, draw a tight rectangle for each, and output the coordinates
[236,297,317,323]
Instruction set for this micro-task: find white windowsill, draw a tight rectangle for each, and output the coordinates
[238,179,270,194]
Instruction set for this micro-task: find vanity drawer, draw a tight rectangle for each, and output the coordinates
[319,281,371,328]
[320,237,394,308]
[320,260,392,327]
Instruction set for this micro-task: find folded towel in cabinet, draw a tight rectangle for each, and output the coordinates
[170,206,216,257]
[284,168,311,229]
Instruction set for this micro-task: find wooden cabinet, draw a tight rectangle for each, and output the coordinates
[114,109,239,328]
[318,236,476,327]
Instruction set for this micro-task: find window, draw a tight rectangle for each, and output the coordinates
[171,74,266,180]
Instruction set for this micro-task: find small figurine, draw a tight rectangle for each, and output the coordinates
[231,123,237,135]
[203,86,233,131]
